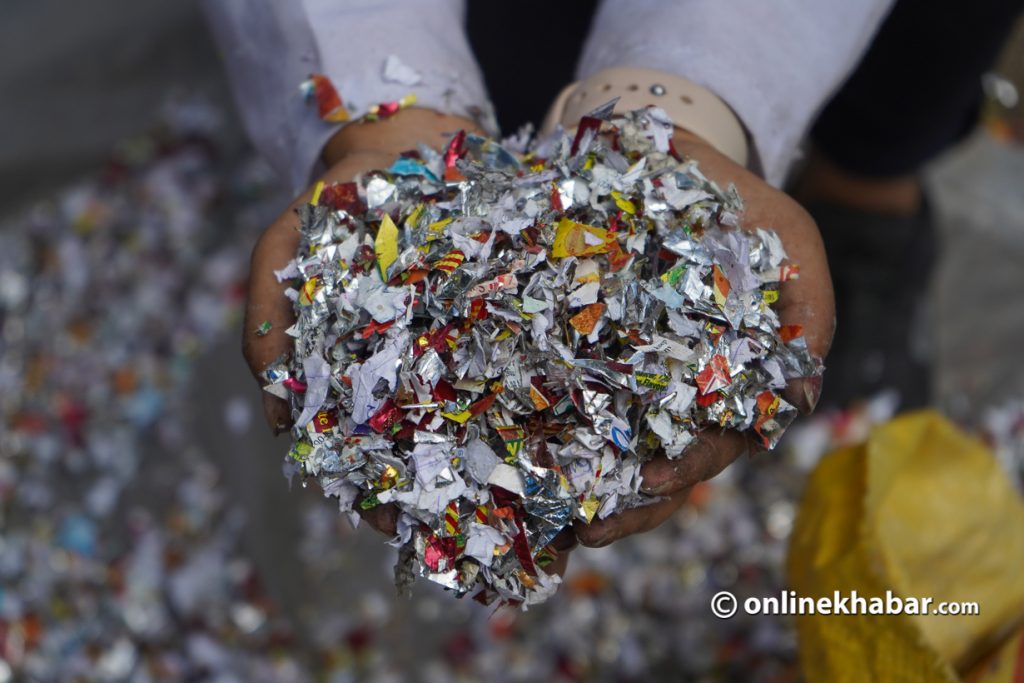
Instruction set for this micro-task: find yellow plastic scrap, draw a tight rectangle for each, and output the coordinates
[529,385,550,411]
[310,180,325,206]
[425,217,453,241]
[440,409,472,424]
[404,203,424,229]
[298,276,320,307]
[712,265,731,307]
[610,190,637,214]
[551,217,613,259]
[580,496,600,523]
[787,411,1024,683]
[375,213,399,281]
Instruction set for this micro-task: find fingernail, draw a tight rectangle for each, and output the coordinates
[804,375,823,414]
[641,482,673,496]
[640,466,683,496]
[574,523,611,548]
[552,535,578,553]
[262,393,292,435]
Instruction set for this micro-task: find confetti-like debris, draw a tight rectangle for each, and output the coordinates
[273,107,819,604]
[0,103,299,680]
[300,73,350,123]
[382,54,423,86]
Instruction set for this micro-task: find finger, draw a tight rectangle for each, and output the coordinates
[772,204,835,362]
[673,134,836,415]
[550,527,579,553]
[574,487,692,548]
[261,392,291,437]
[540,533,575,577]
[357,502,399,537]
[243,214,302,432]
[736,198,834,414]
[639,429,751,497]
[542,550,570,577]
[772,206,834,414]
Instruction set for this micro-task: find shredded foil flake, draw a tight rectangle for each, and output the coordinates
[300,73,350,123]
[267,107,818,605]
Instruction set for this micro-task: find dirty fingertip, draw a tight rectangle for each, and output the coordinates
[262,392,292,435]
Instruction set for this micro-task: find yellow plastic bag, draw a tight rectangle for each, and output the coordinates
[787,411,1024,682]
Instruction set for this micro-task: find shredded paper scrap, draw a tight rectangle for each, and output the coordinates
[264,107,818,605]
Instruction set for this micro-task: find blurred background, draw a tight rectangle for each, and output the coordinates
[1,1,1023,681]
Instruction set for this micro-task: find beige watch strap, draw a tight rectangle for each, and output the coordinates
[542,66,749,168]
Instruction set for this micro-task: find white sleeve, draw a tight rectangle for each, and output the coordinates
[201,0,493,194]
[578,0,895,186]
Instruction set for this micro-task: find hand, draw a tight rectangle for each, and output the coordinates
[572,129,835,548]
[243,110,580,580]
[242,109,482,534]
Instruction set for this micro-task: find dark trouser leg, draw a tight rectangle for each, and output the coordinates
[799,0,1023,409]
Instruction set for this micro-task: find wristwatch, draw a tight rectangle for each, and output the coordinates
[542,66,749,168]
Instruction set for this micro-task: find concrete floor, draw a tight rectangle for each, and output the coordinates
[0,0,239,210]
[927,132,1024,420]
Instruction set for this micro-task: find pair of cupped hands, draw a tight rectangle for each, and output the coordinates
[243,109,834,578]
